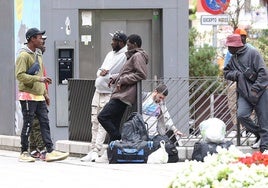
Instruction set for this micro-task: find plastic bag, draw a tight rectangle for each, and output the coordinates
[147,140,168,164]
[15,101,23,135]
[200,118,226,144]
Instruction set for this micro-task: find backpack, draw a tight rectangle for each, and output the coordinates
[192,140,233,162]
[121,112,149,142]
[108,112,151,164]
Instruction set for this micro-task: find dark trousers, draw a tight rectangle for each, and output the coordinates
[20,100,53,153]
[237,90,268,152]
[98,99,128,141]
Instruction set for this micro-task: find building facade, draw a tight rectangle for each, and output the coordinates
[0,0,189,142]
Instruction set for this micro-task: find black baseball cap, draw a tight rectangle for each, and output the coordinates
[26,28,46,41]
[109,31,127,43]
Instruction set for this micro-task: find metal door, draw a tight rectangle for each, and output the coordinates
[79,9,162,80]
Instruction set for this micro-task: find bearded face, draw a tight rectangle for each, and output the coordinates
[111,39,121,52]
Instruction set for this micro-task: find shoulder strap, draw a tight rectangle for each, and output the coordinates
[35,52,39,62]
[233,54,246,72]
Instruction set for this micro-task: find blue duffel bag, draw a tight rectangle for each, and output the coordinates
[107,140,154,164]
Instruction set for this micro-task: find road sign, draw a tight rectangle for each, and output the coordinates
[201,15,229,25]
[201,0,230,15]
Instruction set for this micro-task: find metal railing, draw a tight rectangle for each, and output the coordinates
[68,78,256,146]
[141,77,255,147]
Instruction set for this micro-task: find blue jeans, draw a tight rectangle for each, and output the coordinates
[20,100,53,153]
[98,99,128,141]
[237,89,268,152]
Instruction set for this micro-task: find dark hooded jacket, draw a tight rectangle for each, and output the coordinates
[224,45,268,105]
[111,48,149,105]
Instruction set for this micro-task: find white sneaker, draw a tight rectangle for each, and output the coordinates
[228,131,237,137]
[241,131,247,137]
[90,151,99,162]
[95,150,108,163]
[81,151,94,162]
[251,139,261,149]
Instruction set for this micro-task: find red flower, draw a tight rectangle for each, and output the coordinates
[237,151,268,166]
[238,156,254,166]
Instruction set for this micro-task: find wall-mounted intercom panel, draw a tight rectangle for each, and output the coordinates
[54,40,76,127]
[58,48,73,85]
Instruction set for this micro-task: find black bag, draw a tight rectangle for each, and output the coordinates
[121,112,149,142]
[107,140,154,164]
[27,54,40,75]
[243,67,257,83]
[152,134,179,163]
[236,58,258,83]
[192,141,233,162]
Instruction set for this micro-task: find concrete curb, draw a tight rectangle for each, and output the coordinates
[0,135,257,161]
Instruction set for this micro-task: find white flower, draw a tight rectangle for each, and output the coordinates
[169,146,268,187]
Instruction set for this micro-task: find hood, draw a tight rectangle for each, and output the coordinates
[18,46,42,57]
[235,45,248,56]
[18,45,35,54]
[126,48,149,64]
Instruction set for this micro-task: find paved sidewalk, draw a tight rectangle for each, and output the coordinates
[0,149,181,188]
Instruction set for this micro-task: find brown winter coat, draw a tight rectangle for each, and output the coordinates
[111,48,149,105]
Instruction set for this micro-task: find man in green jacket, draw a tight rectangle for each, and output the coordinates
[29,35,48,160]
[16,28,69,162]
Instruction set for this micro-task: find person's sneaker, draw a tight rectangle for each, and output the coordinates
[39,150,47,161]
[95,150,108,163]
[90,151,99,162]
[241,131,247,137]
[30,150,41,158]
[251,135,260,149]
[81,151,94,162]
[45,150,69,162]
[19,152,35,162]
[251,139,261,149]
[260,147,268,153]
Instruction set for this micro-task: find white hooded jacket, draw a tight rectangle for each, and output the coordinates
[95,46,127,93]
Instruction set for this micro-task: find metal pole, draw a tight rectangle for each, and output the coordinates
[137,81,142,114]
[210,95,214,118]
[236,82,241,146]
[212,25,217,48]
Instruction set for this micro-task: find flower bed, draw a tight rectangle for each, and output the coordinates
[238,151,268,167]
[168,146,268,187]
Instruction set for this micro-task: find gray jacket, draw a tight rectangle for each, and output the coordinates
[224,45,268,105]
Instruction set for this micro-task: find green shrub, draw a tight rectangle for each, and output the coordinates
[249,29,268,66]
[189,28,219,77]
